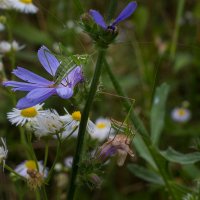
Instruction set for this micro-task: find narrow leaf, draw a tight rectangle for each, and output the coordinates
[128,164,164,185]
[133,134,157,169]
[161,147,200,165]
[150,83,170,146]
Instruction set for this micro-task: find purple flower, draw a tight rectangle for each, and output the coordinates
[95,134,134,166]
[3,46,84,109]
[89,1,137,30]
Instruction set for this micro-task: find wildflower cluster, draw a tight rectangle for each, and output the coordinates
[7,102,114,141]
[1,1,137,198]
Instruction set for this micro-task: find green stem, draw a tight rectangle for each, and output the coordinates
[104,59,178,200]
[19,126,26,146]
[26,131,39,170]
[19,127,34,160]
[4,164,25,180]
[46,137,61,183]
[35,189,41,200]
[41,186,48,200]
[170,0,185,60]
[43,140,49,173]
[0,61,7,81]
[67,49,106,199]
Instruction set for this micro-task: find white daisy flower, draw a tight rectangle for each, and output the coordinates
[7,104,44,126]
[0,41,11,53]
[31,109,65,138]
[64,156,73,168]
[9,0,38,14]
[171,107,191,123]
[15,160,48,178]
[11,40,25,51]
[0,138,8,170]
[0,40,24,54]
[15,160,48,189]
[59,110,94,139]
[90,118,113,141]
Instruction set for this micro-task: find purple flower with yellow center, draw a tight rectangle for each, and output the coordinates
[89,1,137,31]
[3,46,84,109]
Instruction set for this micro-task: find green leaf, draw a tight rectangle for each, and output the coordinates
[174,53,192,72]
[160,147,200,165]
[133,134,157,169]
[127,164,164,185]
[150,83,170,146]
[182,164,200,179]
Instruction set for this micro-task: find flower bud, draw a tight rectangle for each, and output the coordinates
[81,13,94,28]
[87,173,102,189]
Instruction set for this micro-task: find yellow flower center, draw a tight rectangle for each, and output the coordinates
[71,111,81,121]
[177,108,186,116]
[20,107,38,118]
[25,160,37,170]
[96,122,106,129]
[20,0,32,4]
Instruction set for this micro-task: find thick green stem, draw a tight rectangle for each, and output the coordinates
[104,59,178,199]
[67,49,106,199]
